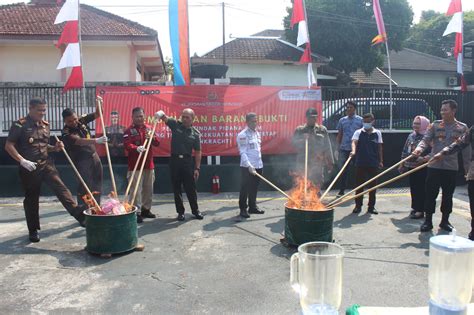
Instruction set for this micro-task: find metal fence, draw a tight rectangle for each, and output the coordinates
[1,85,473,133]
[322,87,474,130]
[0,86,96,132]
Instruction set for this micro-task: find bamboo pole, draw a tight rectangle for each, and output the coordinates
[254,172,298,204]
[54,135,101,210]
[96,96,117,196]
[330,162,429,208]
[320,155,352,201]
[304,137,309,200]
[131,121,158,206]
[123,137,150,203]
[327,155,414,208]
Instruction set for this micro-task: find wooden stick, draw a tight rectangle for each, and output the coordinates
[254,172,298,204]
[96,96,117,196]
[330,162,429,208]
[131,121,158,206]
[123,137,150,203]
[320,155,352,201]
[327,155,414,208]
[304,137,309,200]
[54,135,101,210]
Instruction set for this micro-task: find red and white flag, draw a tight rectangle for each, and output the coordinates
[291,0,316,87]
[443,0,467,92]
[55,0,83,92]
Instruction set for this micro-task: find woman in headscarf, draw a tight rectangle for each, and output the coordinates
[399,116,431,219]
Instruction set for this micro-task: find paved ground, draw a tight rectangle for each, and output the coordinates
[0,188,472,314]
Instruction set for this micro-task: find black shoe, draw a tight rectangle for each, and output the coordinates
[409,210,416,216]
[29,230,40,243]
[192,211,204,220]
[410,212,424,219]
[337,191,345,198]
[439,220,454,232]
[141,209,156,219]
[248,208,265,214]
[74,213,86,227]
[469,231,473,241]
[352,207,362,214]
[177,214,185,221]
[420,220,433,232]
[368,208,379,215]
[240,209,250,218]
[137,214,143,223]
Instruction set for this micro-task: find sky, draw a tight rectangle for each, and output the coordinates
[1,0,474,60]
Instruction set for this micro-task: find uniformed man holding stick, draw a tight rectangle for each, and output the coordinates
[155,109,204,221]
[61,97,107,207]
[4,97,87,243]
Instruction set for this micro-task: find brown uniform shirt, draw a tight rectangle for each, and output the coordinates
[7,115,50,163]
[61,113,96,161]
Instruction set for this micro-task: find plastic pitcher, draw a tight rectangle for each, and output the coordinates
[290,242,344,315]
[429,232,474,315]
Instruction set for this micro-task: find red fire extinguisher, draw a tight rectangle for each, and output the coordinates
[212,175,220,194]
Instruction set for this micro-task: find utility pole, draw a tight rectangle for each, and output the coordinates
[222,2,226,72]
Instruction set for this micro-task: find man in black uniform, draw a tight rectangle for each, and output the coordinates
[61,97,107,207]
[4,97,87,243]
[155,109,204,221]
[106,110,126,157]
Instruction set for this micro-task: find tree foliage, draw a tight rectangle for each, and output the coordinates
[283,0,413,74]
[407,11,474,58]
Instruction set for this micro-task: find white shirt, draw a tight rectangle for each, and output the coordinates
[237,127,263,169]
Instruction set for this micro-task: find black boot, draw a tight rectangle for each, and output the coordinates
[420,214,433,232]
[141,208,156,219]
[468,231,473,241]
[240,209,250,218]
[439,214,454,232]
[29,230,40,243]
[136,213,143,223]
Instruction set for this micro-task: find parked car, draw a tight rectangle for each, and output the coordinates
[322,98,437,130]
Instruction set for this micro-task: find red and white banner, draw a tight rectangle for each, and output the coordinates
[95,85,322,157]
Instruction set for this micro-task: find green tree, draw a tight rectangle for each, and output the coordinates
[407,11,474,58]
[284,0,413,74]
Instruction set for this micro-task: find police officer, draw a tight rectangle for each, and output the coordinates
[124,107,160,223]
[412,99,471,232]
[431,126,474,240]
[155,109,204,221]
[292,108,334,189]
[237,112,264,218]
[4,97,87,243]
[61,97,107,207]
[106,110,126,157]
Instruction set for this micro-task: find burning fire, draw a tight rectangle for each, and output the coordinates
[286,175,326,211]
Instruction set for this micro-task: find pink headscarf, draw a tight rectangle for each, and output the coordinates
[413,116,430,135]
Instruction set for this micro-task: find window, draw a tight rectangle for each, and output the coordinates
[230,77,262,85]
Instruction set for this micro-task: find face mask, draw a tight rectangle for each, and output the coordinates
[363,122,372,130]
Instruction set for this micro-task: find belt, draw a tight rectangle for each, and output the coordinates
[171,154,191,159]
[36,159,47,165]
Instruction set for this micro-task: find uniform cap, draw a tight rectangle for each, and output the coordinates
[306,108,318,118]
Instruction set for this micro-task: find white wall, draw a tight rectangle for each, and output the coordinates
[0,43,135,82]
[390,69,456,89]
[226,63,319,86]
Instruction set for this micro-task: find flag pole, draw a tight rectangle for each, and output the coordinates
[301,0,317,87]
[77,0,87,107]
[385,40,393,130]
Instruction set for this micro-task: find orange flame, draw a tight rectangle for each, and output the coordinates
[287,175,326,211]
[81,191,101,214]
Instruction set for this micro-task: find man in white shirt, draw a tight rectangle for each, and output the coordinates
[237,113,264,218]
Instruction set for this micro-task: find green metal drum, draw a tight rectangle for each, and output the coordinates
[284,204,334,246]
[85,208,138,255]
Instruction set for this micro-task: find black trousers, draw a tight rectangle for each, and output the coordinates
[75,153,103,207]
[467,181,474,231]
[408,167,428,213]
[239,167,262,211]
[355,166,378,208]
[338,150,352,193]
[169,156,199,214]
[424,168,457,215]
[19,161,82,232]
